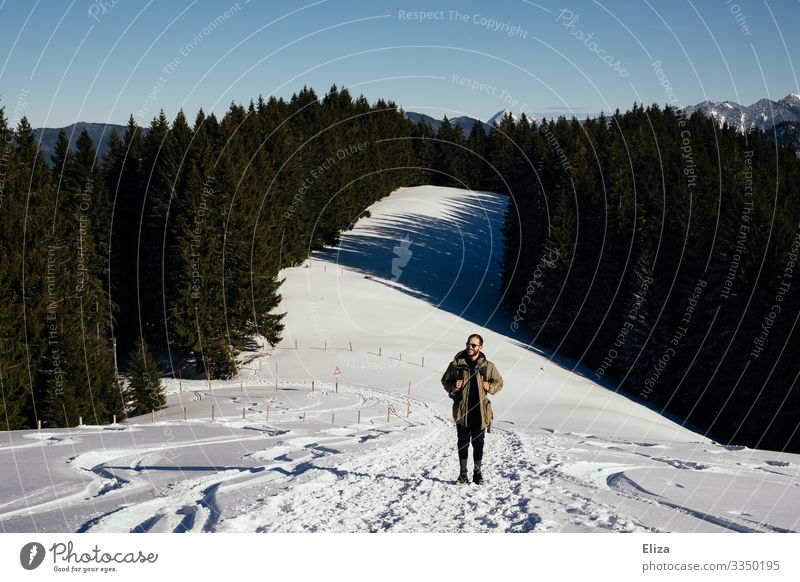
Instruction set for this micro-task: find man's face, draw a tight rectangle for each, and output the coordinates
[465,337,482,359]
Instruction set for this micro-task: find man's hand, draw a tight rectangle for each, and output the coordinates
[483,381,491,392]
[455,379,463,390]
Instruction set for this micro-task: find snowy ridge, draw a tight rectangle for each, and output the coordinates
[1,186,799,533]
[683,93,800,133]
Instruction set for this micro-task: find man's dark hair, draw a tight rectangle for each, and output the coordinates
[468,333,484,346]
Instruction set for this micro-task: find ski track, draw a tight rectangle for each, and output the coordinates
[217,402,652,532]
[8,382,786,533]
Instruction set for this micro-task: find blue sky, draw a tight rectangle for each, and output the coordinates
[1,0,798,128]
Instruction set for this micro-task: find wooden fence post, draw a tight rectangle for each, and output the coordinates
[266,405,270,422]
[386,406,390,422]
[211,405,215,421]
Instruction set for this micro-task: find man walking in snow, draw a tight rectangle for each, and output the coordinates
[441,334,503,484]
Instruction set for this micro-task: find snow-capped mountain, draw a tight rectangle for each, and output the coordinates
[486,108,536,126]
[683,93,800,133]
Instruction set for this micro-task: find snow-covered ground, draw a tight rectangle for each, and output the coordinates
[2,185,799,533]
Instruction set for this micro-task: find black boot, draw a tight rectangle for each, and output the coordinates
[473,464,484,485]
[457,459,469,484]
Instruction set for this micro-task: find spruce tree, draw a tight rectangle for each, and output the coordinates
[126,338,164,416]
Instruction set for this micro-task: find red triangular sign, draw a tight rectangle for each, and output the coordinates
[334,366,341,376]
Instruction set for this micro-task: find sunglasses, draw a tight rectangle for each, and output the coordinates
[466,343,481,348]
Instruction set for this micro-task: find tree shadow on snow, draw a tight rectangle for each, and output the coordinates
[313,191,511,336]
[310,189,627,398]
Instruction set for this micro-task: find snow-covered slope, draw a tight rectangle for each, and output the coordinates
[280,186,696,441]
[1,186,798,533]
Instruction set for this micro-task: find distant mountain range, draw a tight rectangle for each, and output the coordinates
[682,94,800,133]
[32,94,800,164]
[33,122,140,166]
[404,108,535,135]
[404,94,800,141]
[35,110,520,162]
[406,109,534,135]
[404,112,486,135]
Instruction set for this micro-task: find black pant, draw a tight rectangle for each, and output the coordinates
[457,423,485,466]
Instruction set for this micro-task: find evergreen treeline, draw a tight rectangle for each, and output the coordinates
[455,105,799,453]
[3,88,799,453]
[0,86,418,429]
[0,114,124,428]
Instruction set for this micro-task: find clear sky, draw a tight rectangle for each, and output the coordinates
[1,0,798,128]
